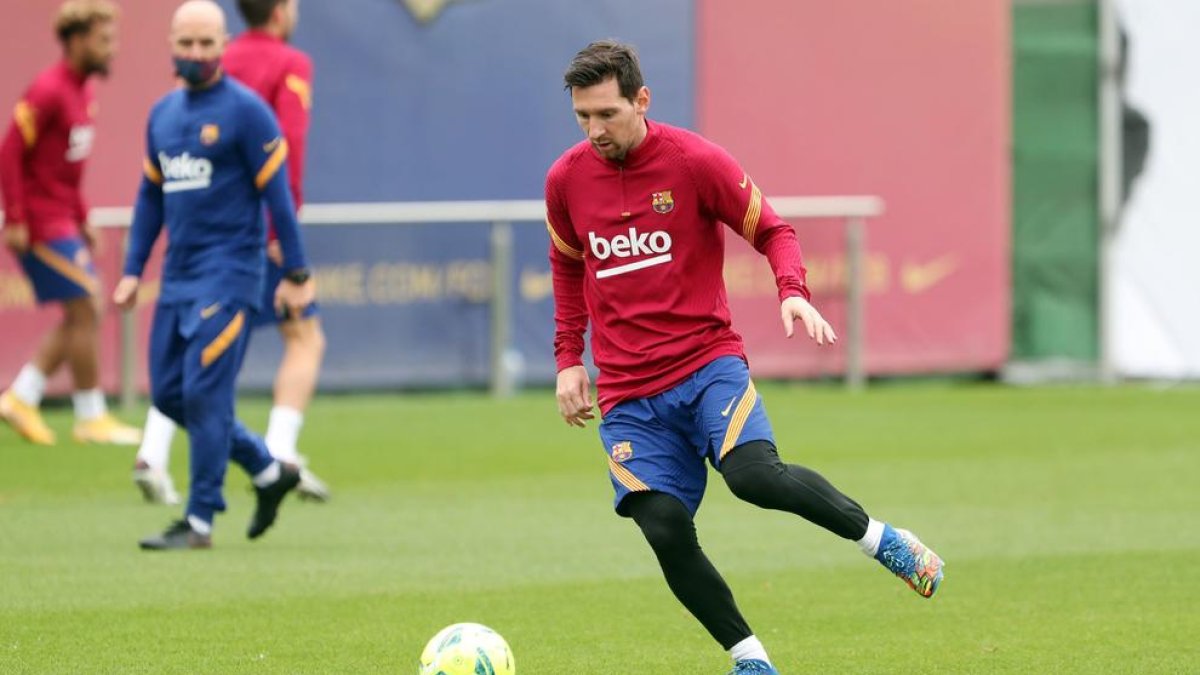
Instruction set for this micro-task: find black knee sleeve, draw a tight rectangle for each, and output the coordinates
[624,492,752,650]
[721,440,869,540]
[628,490,698,557]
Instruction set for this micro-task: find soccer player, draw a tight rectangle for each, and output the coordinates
[0,0,141,446]
[132,0,329,505]
[546,41,945,674]
[114,0,314,550]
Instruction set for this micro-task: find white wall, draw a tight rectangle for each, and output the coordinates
[1112,0,1200,377]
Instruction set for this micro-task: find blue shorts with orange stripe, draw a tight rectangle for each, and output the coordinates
[251,257,319,329]
[19,236,97,304]
[598,356,774,517]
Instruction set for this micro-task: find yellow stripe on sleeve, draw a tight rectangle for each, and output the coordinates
[285,74,312,110]
[546,218,584,260]
[30,244,97,295]
[200,311,245,367]
[14,100,37,147]
[740,182,763,244]
[255,139,289,190]
[608,457,650,492]
[143,158,163,185]
[719,380,759,460]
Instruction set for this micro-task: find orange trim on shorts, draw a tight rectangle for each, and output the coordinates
[29,243,97,295]
[608,457,650,492]
[719,379,758,460]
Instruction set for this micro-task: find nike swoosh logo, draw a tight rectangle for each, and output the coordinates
[200,302,221,319]
[901,255,959,294]
[721,396,737,417]
[738,174,749,189]
[263,137,281,153]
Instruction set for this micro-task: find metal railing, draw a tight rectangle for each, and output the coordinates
[72,196,885,400]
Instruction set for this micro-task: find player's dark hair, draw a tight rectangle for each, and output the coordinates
[237,0,287,28]
[54,0,118,44]
[563,40,644,101]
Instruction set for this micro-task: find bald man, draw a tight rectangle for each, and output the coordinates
[115,0,316,550]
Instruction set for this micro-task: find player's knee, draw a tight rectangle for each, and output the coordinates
[282,318,325,358]
[721,440,785,505]
[627,492,698,556]
[61,297,98,329]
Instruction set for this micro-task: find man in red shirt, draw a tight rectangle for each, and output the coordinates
[547,41,944,674]
[132,0,329,505]
[0,0,140,447]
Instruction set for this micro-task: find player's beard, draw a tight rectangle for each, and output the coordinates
[85,56,111,79]
[593,138,626,161]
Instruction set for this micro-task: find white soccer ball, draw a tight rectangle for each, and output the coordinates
[418,622,515,675]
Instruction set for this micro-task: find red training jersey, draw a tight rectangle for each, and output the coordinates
[223,29,312,212]
[546,119,810,413]
[0,60,95,243]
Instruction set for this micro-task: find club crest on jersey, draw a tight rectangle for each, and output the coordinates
[611,441,633,463]
[200,124,220,146]
[651,190,674,215]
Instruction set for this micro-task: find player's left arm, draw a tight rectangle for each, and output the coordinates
[692,142,835,345]
[273,52,312,210]
[239,97,312,317]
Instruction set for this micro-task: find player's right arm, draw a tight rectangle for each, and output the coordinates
[114,117,166,311]
[0,82,57,253]
[546,163,594,427]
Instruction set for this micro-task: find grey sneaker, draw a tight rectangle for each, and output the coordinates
[132,460,181,505]
[139,519,211,550]
[297,467,331,502]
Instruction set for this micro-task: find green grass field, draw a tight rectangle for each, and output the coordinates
[1,384,1198,673]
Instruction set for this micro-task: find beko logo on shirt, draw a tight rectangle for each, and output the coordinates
[159,152,213,193]
[588,227,673,279]
[66,126,95,162]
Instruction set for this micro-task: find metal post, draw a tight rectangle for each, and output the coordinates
[489,221,514,397]
[846,217,866,391]
[1097,0,1121,384]
[120,309,137,411]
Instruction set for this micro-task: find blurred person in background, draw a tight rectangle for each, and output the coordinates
[132,0,330,505]
[115,0,314,550]
[0,0,142,447]
[546,41,944,675]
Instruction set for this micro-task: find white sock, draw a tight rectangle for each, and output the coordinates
[10,364,47,407]
[252,461,281,487]
[187,515,212,535]
[857,518,885,557]
[729,636,771,665]
[72,388,107,421]
[137,407,177,470]
[265,405,304,462]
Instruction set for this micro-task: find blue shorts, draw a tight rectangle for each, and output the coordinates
[252,258,319,329]
[598,356,775,517]
[19,237,97,304]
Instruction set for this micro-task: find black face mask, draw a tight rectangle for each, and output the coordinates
[173,56,220,86]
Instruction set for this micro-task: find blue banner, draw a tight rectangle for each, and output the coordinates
[220,0,695,201]
[237,222,561,389]
[216,0,694,389]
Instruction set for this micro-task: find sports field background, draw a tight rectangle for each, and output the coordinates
[1,384,1197,673]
